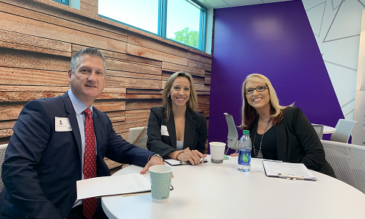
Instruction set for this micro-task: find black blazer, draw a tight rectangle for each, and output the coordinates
[249,107,335,177]
[147,106,207,158]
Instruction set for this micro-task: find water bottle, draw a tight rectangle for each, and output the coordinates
[237,130,252,172]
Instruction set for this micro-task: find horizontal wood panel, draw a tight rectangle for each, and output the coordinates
[107,70,161,80]
[0,104,24,121]
[128,32,187,58]
[106,75,161,90]
[106,111,125,118]
[0,129,13,138]
[126,89,162,95]
[0,120,16,130]
[1,0,129,36]
[93,100,126,112]
[162,62,205,77]
[126,94,161,99]
[125,110,150,121]
[106,58,161,75]
[109,116,125,123]
[187,51,212,65]
[126,100,161,110]
[0,2,126,43]
[113,120,149,134]
[127,44,187,66]
[72,44,162,67]
[0,29,71,57]
[187,59,211,71]
[0,11,127,53]
[0,48,69,71]
[205,72,211,85]
[0,67,68,86]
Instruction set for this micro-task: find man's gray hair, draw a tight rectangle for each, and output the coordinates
[69,48,107,77]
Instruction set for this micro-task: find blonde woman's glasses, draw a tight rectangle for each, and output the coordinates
[245,86,268,95]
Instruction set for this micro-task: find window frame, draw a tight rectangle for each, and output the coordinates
[98,0,207,52]
[52,0,69,6]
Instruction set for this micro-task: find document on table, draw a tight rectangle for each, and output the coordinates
[262,160,317,181]
[77,173,151,200]
[165,159,208,166]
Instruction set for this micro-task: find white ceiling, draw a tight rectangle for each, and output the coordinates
[195,0,294,9]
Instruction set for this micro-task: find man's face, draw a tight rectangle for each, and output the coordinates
[68,54,105,106]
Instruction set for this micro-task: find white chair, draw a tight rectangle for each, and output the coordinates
[224,113,239,154]
[321,140,365,193]
[330,119,357,143]
[0,144,8,191]
[312,124,324,139]
[129,127,148,150]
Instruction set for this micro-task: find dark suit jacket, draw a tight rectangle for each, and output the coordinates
[0,92,153,219]
[249,107,335,177]
[147,106,207,158]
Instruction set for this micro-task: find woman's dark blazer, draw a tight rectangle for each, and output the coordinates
[249,107,335,177]
[147,106,207,158]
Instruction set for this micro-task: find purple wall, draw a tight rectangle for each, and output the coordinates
[209,0,344,146]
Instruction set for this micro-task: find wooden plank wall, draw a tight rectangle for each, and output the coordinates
[0,0,212,158]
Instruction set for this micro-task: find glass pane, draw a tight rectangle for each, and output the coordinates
[167,0,201,49]
[99,0,159,34]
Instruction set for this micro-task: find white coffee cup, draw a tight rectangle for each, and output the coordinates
[209,142,226,164]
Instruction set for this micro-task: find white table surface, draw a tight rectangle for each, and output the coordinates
[102,156,365,219]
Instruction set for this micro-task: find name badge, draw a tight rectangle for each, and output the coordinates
[55,117,72,132]
[161,125,169,136]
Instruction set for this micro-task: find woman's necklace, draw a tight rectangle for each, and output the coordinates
[253,119,272,159]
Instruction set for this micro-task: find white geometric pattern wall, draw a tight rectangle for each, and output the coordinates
[302,0,364,120]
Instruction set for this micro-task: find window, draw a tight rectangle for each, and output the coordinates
[98,0,206,51]
[167,1,201,49]
[99,0,159,34]
[52,0,69,6]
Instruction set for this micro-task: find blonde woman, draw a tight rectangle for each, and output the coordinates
[147,71,207,165]
[241,73,335,177]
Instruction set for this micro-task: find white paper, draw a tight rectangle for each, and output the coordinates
[55,117,72,132]
[161,125,169,136]
[165,159,182,166]
[262,161,316,181]
[77,173,151,200]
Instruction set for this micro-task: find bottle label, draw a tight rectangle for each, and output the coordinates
[238,149,251,166]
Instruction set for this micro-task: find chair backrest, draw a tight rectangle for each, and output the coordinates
[224,113,239,150]
[129,127,148,150]
[312,124,324,139]
[0,144,8,191]
[330,119,357,143]
[321,140,365,193]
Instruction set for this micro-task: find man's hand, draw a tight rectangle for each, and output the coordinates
[140,155,165,174]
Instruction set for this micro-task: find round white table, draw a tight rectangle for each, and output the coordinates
[102,156,365,219]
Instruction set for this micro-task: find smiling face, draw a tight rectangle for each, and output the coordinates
[245,80,271,111]
[169,76,191,109]
[68,54,105,107]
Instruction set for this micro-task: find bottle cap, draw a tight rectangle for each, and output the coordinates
[243,130,250,135]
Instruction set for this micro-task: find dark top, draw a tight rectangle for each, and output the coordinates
[253,126,277,160]
[249,107,335,177]
[0,92,153,219]
[147,106,207,158]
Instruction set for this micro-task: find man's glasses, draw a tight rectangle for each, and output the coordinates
[245,86,268,95]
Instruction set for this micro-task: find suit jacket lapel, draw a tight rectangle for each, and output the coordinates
[184,108,196,150]
[276,121,287,161]
[166,112,177,149]
[62,92,82,160]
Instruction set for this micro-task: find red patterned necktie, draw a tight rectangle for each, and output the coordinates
[83,108,97,219]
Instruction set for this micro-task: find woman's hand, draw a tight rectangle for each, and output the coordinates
[177,147,207,165]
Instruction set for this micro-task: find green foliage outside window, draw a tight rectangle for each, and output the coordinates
[170,27,199,49]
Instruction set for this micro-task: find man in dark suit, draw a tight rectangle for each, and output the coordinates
[0,48,164,219]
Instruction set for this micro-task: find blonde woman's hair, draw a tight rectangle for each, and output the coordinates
[162,71,198,121]
[240,73,293,129]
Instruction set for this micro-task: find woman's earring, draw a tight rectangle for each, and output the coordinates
[167,94,170,97]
